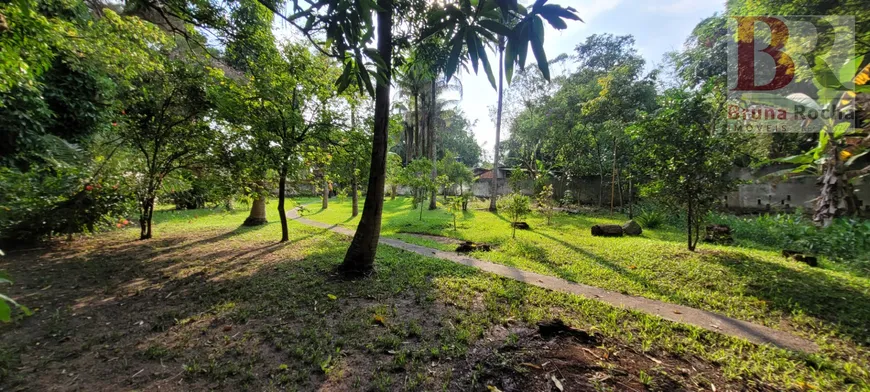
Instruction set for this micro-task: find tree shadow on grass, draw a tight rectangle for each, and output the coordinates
[0,220,834,391]
[520,229,700,307]
[705,250,870,346]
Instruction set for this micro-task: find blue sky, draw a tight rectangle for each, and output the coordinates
[458,0,726,159]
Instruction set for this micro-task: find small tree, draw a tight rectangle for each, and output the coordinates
[446,196,462,231]
[385,153,402,200]
[399,158,437,221]
[632,89,739,251]
[438,152,474,198]
[537,184,555,225]
[122,60,214,240]
[498,193,531,239]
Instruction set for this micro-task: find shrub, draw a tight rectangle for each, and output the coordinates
[458,192,472,211]
[636,208,666,229]
[560,190,575,207]
[537,184,556,225]
[165,172,235,210]
[498,193,531,238]
[0,167,136,244]
[336,187,348,204]
[446,196,463,231]
[708,211,870,271]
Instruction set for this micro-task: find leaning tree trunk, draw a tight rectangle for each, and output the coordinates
[428,79,437,210]
[278,164,289,242]
[489,37,505,212]
[244,195,268,226]
[340,1,392,274]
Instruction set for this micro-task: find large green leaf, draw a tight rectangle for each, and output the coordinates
[538,5,571,29]
[813,58,845,90]
[544,4,581,21]
[444,32,465,81]
[466,29,480,74]
[515,21,530,69]
[815,129,830,160]
[504,38,516,84]
[476,35,497,89]
[530,16,549,80]
[838,55,864,86]
[832,121,852,138]
[335,59,354,93]
[775,153,814,164]
[0,301,9,323]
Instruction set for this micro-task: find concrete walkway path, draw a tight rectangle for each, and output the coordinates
[288,208,818,353]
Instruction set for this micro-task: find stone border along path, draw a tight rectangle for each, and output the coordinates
[288,207,818,353]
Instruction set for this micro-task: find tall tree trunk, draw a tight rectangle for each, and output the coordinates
[428,79,437,210]
[351,175,359,217]
[244,195,268,226]
[687,201,694,251]
[616,170,624,211]
[628,174,634,219]
[322,176,329,210]
[489,37,505,212]
[594,140,604,207]
[414,92,420,161]
[404,126,411,165]
[278,163,289,242]
[145,203,153,239]
[340,2,392,274]
[391,185,397,200]
[610,140,617,215]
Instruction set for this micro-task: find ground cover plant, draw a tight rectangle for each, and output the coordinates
[3,0,870,390]
[297,196,870,385]
[0,202,867,390]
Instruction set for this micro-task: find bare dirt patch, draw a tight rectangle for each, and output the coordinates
[450,323,775,392]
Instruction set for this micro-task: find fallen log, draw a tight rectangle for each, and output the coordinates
[591,224,623,237]
[456,241,493,253]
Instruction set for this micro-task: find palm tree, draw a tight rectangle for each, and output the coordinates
[395,60,428,164]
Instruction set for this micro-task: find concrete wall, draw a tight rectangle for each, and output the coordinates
[385,164,870,214]
[724,166,870,213]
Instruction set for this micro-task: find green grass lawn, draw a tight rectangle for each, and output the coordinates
[298,197,870,374]
[0,198,868,390]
